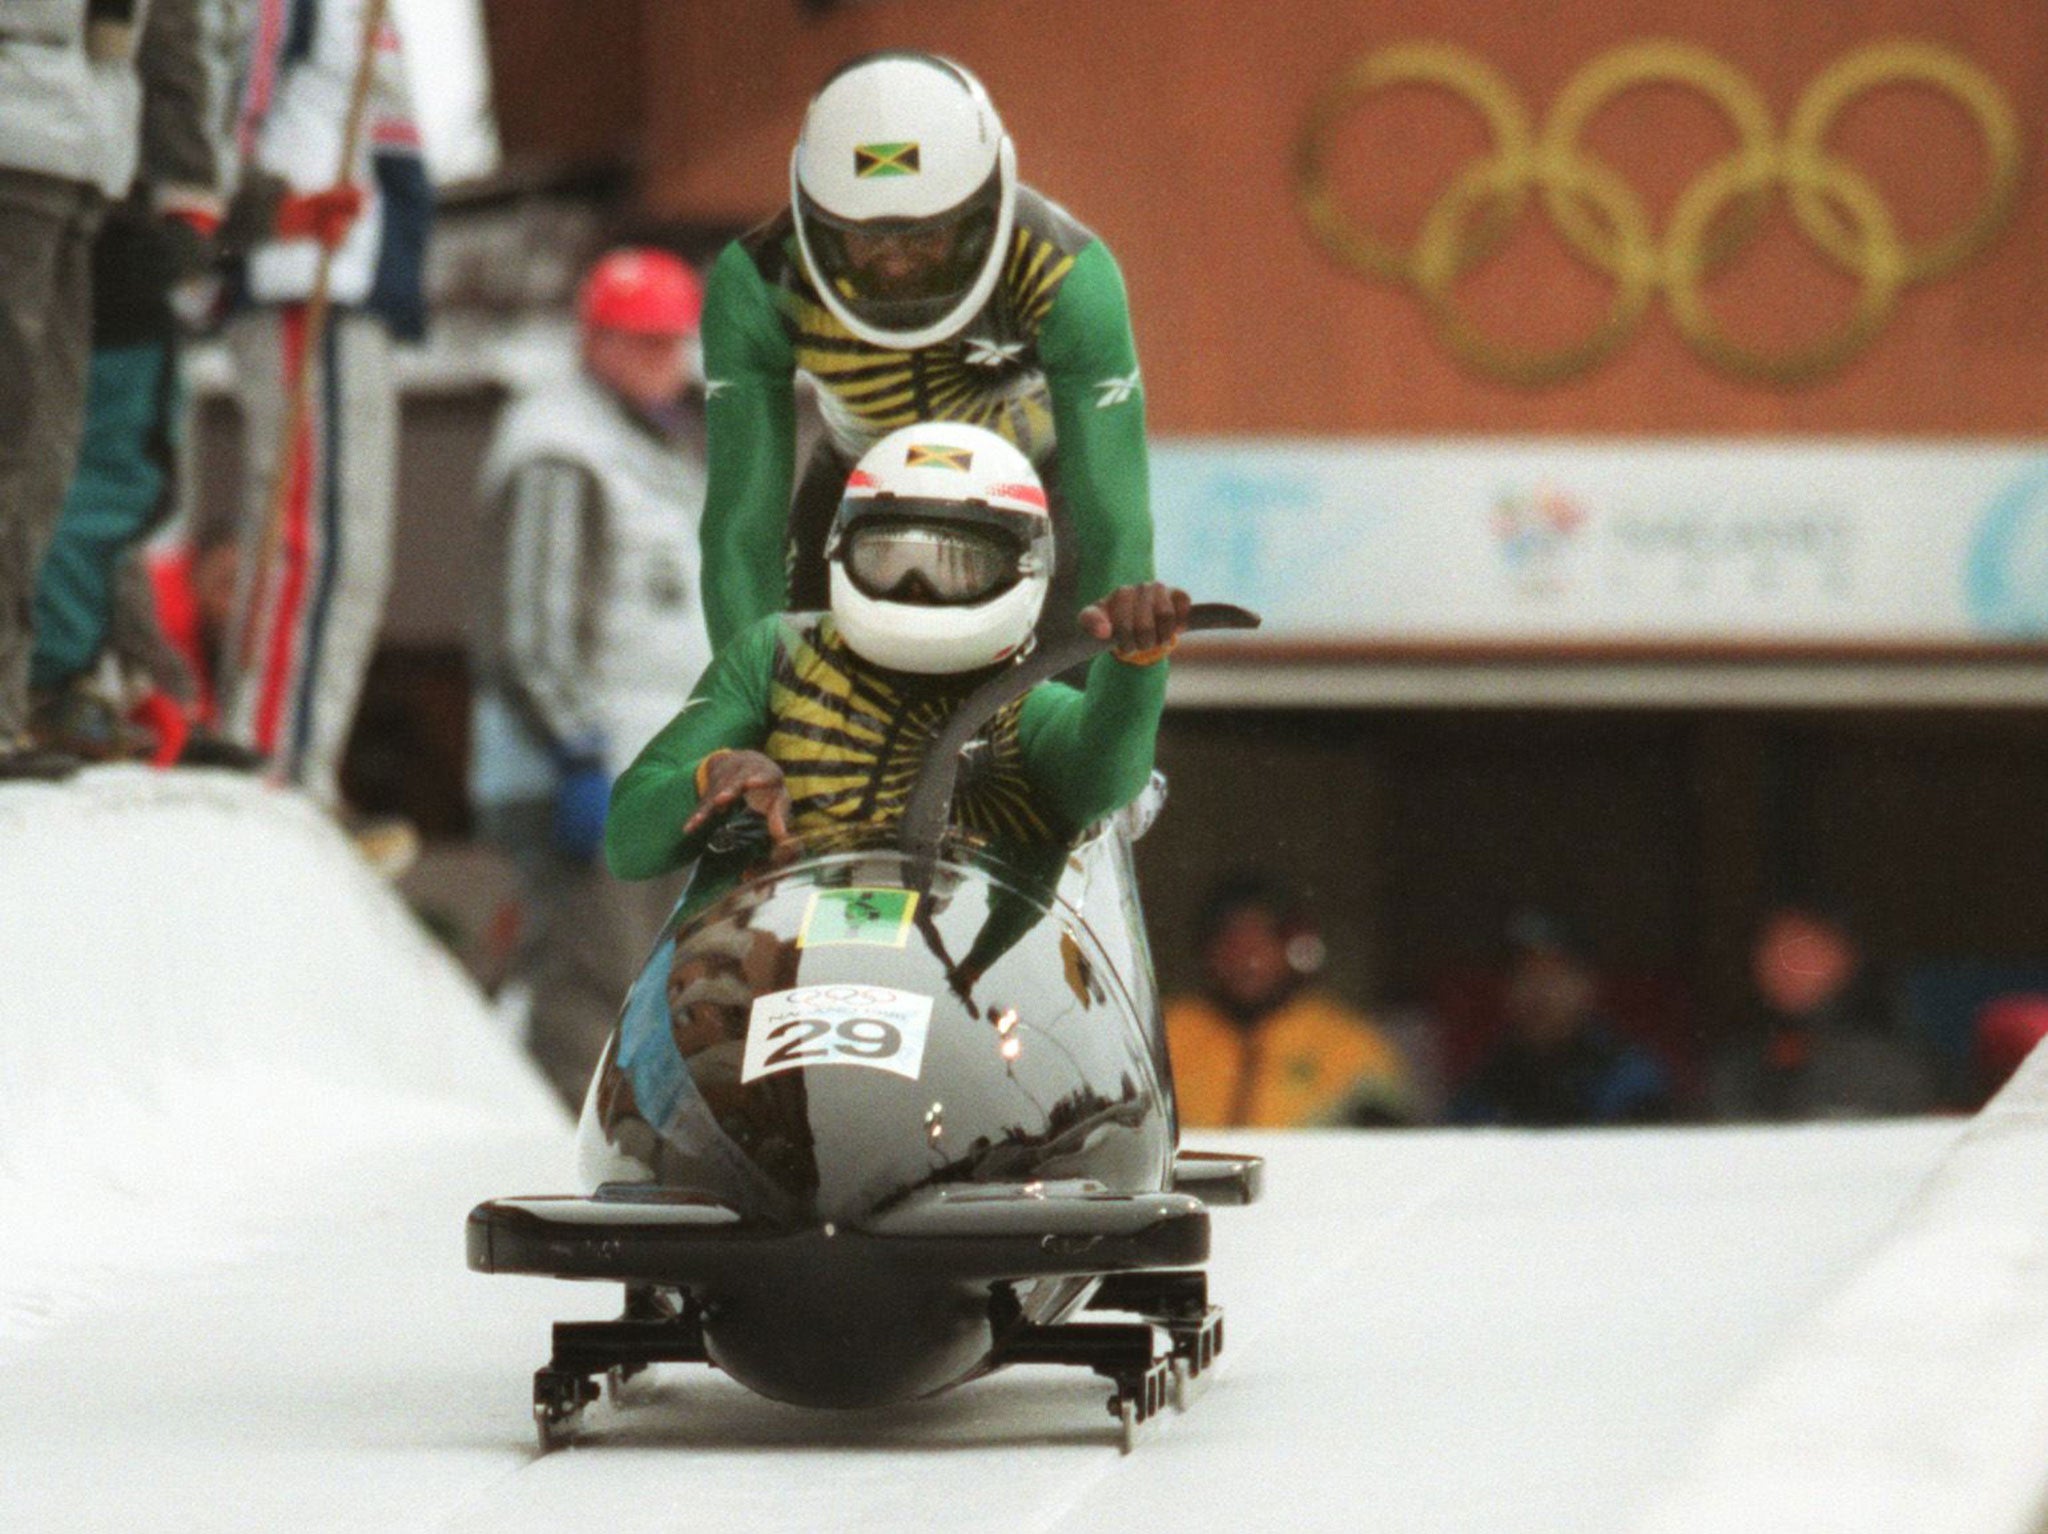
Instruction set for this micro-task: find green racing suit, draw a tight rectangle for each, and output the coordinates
[605,612,1168,883]
[697,186,1155,653]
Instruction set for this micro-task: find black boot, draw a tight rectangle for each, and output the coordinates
[176,730,269,771]
[28,684,150,763]
[0,737,84,781]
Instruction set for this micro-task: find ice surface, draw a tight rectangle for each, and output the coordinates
[0,769,562,1347]
[0,769,2039,1532]
[1644,1053,2048,1534]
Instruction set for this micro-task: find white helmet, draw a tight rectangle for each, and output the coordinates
[827,422,1052,674]
[791,52,1017,350]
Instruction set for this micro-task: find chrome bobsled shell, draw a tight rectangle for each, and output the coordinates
[578,827,1173,1215]
[477,826,1191,1406]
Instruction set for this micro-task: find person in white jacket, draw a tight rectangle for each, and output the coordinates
[470,246,712,1103]
[0,0,226,778]
[216,0,430,810]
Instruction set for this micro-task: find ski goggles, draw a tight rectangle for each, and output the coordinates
[842,518,1024,605]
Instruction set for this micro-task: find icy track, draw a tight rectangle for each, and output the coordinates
[3,771,2047,1533]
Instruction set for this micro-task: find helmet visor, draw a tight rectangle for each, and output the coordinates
[842,516,1023,606]
[796,170,1003,337]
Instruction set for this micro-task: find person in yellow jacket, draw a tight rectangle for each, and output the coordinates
[1165,873,1414,1128]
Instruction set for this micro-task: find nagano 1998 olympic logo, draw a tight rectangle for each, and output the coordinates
[1296,40,2023,387]
[1493,485,1589,596]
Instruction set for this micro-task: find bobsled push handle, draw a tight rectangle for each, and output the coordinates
[899,602,1261,864]
[1171,1148,1265,1206]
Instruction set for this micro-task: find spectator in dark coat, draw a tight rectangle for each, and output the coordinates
[1450,910,1674,1128]
[1709,903,1938,1122]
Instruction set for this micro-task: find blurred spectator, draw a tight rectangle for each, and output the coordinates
[1968,993,2048,1108]
[1709,903,1938,1122]
[30,6,235,763]
[1,0,223,778]
[144,524,271,767]
[1165,872,1415,1128]
[469,246,711,1106]
[149,533,234,724]
[216,0,430,814]
[1449,909,1675,1127]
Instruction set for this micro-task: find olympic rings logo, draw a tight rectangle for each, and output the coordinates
[1297,40,2024,387]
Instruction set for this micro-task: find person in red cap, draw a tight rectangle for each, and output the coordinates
[469,245,713,1103]
[574,247,705,427]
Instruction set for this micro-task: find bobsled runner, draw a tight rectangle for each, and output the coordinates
[468,604,1265,1452]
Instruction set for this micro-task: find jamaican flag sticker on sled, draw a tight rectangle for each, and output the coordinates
[799,887,920,949]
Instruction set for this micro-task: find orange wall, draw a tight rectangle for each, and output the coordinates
[484,0,650,168]
[624,0,2048,437]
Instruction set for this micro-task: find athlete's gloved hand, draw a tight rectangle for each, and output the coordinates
[1080,582,1192,664]
[274,183,365,248]
[552,760,611,863]
[686,749,794,846]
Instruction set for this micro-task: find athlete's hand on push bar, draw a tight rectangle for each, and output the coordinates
[1080,582,1193,662]
[686,749,795,844]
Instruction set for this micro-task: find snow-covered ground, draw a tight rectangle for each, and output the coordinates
[1,770,2044,1532]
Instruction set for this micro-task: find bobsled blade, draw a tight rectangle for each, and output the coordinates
[1170,1149,1264,1207]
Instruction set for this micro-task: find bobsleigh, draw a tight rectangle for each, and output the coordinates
[467,605,1264,1451]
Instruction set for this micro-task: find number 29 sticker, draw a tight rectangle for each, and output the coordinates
[740,985,934,1084]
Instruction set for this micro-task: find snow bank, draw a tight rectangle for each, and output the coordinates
[0,768,563,1341]
[1644,1049,2048,1534]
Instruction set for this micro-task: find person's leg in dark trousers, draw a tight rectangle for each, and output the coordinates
[30,345,180,691]
[0,169,101,768]
[476,795,685,1108]
[31,202,187,735]
[527,865,685,1109]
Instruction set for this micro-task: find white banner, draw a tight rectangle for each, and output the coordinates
[1151,440,2048,645]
